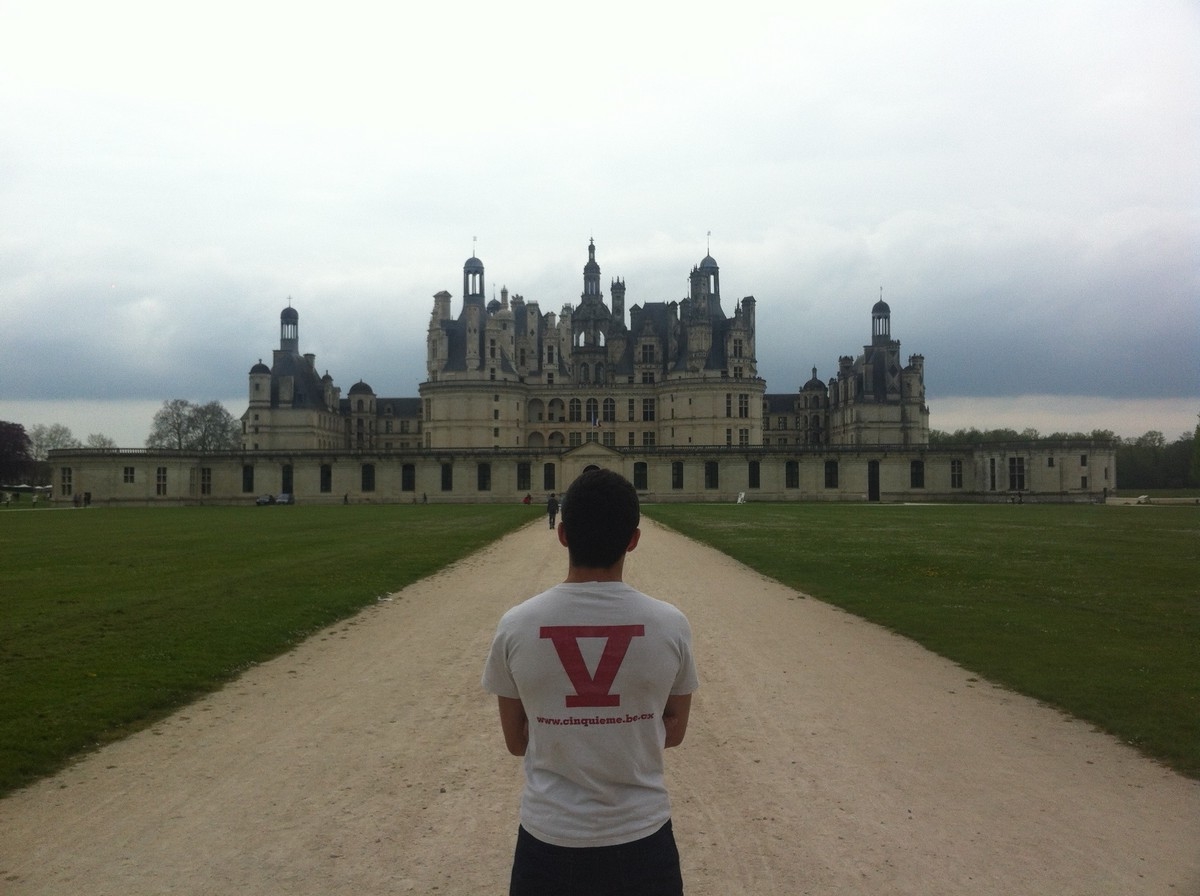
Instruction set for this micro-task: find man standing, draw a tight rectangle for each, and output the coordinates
[546,492,559,529]
[483,469,698,895]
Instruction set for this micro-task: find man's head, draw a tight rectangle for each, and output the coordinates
[560,469,640,569]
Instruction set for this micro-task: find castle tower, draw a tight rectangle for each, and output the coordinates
[872,295,891,345]
[690,253,722,318]
[611,277,626,328]
[463,254,486,312]
[581,238,602,301]
[280,304,299,353]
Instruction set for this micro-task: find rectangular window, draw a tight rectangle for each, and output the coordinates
[950,459,963,488]
[602,431,615,447]
[320,464,333,493]
[543,463,555,491]
[725,393,732,417]
[642,398,655,421]
[989,458,997,491]
[785,460,799,489]
[441,463,454,492]
[477,463,491,491]
[641,343,655,364]
[1081,475,1088,489]
[123,466,135,484]
[738,428,749,447]
[402,463,416,492]
[242,464,255,493]
[281,464,293,495]
[1008,456,1026,491]
[672,461,684,490]
[642,431,656,447]
[424,399,432,422]
[778,416,786,430]
[628,431,636,446]
[633,462,648,490]
[641,371,655,384]
[910,460,925,489]
[60,467,73,497]
[738,394,749,418]
[1080,454,1088,467]
[156,466,168,496]
[361,463,376,492]
[748,461,760,489]
[1047,456,1055,468]
[628,399,635,421]
[516,462,531,491]
[704,461,719,490]
[725,428,732,447]
[200,467,213,496]
[569,432,582,447]
[824,460,838,489]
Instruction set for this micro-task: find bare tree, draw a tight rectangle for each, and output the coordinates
[146,400,241,451]
[189,401,242,451]
[146,399,197,450]
[27,423,82,461]
[85,433,118,449]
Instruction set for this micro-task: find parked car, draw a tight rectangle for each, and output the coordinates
[255,494,276,505]
[275,493,294,505]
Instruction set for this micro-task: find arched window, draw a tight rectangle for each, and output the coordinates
[586,398,599,425]
[602,397,616,423]
[569,398,582,422]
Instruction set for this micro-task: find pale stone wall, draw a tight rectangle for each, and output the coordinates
[49,442,1116,507]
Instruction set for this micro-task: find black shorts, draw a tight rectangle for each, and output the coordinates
[509,819,684,896]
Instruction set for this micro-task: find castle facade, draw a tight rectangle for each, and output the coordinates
[49,241,1114,505]
[242,241,928,456]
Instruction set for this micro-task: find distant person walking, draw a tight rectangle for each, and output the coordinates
[546,493,559,529]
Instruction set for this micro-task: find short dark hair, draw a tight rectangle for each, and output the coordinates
[561,469,640,568]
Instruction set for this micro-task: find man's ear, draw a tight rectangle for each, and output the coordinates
[626,527,641,553]
[557,521,569,549]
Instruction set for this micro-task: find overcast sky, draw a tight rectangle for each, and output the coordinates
[2,0,1197,446]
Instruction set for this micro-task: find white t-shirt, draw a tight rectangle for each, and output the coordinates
[482,581,698,848]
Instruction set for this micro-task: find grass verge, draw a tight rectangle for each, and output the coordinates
[0,504,533,797]
[641,502,1199,779]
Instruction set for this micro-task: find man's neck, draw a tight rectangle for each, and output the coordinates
[564,559,625,583]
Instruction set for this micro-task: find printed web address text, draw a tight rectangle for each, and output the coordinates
[535,712,656,728]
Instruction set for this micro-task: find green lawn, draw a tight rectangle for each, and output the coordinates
[641,502,1200,778]
[0,504,534,796]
